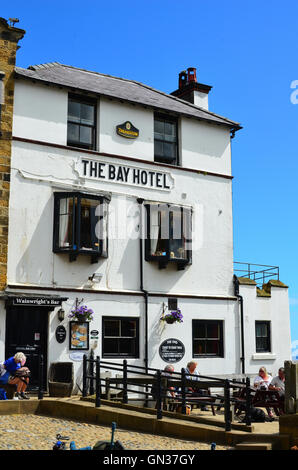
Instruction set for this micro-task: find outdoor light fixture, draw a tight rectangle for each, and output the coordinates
[88,273,103,283]
[57,308,65,322]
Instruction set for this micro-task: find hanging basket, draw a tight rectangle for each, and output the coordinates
[165,317,176,324]
[161,309,183,324]
[68,304,94,322]
[74,316,89,323]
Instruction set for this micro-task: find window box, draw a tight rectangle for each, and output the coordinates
[102,317,139,358]
[192,320,224,357]
[154,114,178,165]
[145,203,192,270]
[53,192,110,263]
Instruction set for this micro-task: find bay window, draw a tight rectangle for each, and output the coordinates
[53,192,109,263]
[145,203,192,270]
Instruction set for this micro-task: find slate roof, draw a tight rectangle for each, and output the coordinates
[14,62,241,131]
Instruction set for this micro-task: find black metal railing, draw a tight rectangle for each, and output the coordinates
[234,261,279,288]
[82,354,254,431]
[38,354,44,400]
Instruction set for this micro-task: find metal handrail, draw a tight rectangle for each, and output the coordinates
[234,261,279,287]
[82,355,253,431]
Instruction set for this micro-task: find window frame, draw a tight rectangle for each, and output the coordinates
[53,191,110,263]
[144,203,192,270]
[192,320,224,358]
[102,316,140,359]
[154,113,179,166]
[255,321,271,353]
[67,94,97,151]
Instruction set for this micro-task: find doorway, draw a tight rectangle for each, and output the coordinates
[5,306,48,391]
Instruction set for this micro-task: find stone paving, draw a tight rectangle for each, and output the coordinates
[0,413,231,451]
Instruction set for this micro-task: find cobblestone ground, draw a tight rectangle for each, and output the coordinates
[0,414,230,450]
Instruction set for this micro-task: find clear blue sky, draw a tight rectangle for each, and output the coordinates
[2,1,298,355]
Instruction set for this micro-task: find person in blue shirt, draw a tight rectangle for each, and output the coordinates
[0,352,30,400]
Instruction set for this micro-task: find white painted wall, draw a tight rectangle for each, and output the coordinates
[181,118,232,175]
[8,140,234,296]
[13,81,68,145]
[239,284,292,378]
[148,297,239,376]
[12,80,232,177]
[193,91,209,110]
[99,98,154,161]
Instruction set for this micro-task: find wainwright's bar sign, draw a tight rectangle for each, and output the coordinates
[77,157,174,191]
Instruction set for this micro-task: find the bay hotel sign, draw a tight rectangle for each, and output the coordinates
[76,157,174,191]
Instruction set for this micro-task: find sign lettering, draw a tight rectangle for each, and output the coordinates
[78,158,174,191]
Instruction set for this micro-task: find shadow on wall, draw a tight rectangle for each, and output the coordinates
[182,120,230,161]
[14,179,54,286]
[13,176,106,288]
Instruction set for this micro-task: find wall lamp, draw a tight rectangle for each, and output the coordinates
[57,307,65,322]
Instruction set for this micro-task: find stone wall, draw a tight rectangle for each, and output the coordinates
[0,18,25,289]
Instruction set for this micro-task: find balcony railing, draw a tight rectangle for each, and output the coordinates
[234,262,279,288]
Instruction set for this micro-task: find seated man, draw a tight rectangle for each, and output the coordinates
[183,360,209,411]
[269,367,285,413]
[151,365,176,409]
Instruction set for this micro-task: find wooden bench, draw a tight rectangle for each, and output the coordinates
[104,375,220,415]
[0,383,17,399]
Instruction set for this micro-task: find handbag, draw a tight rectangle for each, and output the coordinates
[14,367,31,378]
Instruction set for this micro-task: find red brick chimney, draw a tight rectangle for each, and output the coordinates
[171,67,212,110]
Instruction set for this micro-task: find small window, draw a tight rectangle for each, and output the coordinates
[145,203,192,270]
[53,192,109,263]
[193,320,224,357]
[67,95,96,150]
[102,317,139,358]
[255,321,271,353]
[154,114,178,165]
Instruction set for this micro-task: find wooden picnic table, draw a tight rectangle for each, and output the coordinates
[234,387,284,416]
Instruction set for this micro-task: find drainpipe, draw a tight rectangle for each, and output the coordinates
[137,198,148,374]
[233,275,245,375]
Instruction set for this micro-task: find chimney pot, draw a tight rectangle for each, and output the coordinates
[179,70,188,89]
[187,67,197,83]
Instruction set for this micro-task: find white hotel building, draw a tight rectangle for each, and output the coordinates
[0,20,292,391]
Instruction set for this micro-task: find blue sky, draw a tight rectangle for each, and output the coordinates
[2,1,298,355]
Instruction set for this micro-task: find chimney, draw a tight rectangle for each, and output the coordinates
[171,67,212,110]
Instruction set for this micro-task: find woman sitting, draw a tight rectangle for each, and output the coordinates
[253,366,273,418]
[0,352,30,400]
[253,367,272,390]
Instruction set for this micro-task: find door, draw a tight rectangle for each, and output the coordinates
[5,306,48,391]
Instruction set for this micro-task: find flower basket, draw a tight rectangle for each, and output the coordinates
[165,317,175,324]
[68,304,94,322]
[160,309,183,324]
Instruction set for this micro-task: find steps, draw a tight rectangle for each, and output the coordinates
[235,441,273,450]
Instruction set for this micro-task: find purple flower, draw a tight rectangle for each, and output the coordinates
[160,309,183,323]
[68,304,94,321]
